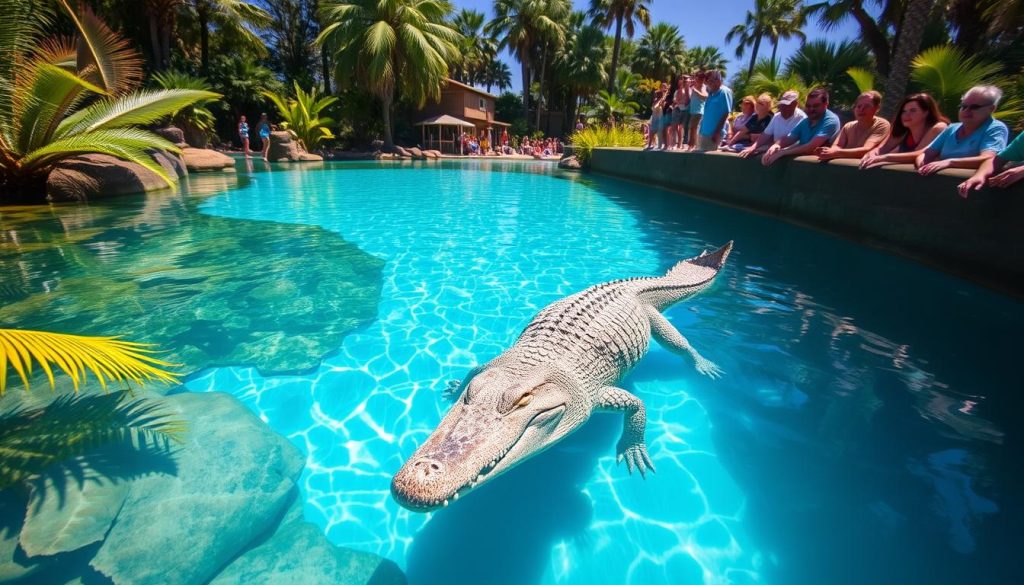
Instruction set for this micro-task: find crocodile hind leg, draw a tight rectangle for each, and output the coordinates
[644,305,723,379]
[597,386,656,478]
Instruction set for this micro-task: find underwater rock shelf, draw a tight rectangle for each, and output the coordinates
[0,392,406,585]
[590,148,1024,296]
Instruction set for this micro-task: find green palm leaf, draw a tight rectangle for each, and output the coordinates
[16,63,106,154]
[0,392,185,490]
[19,128,179,184]
[55,89,221,139]
[0,328,180,394]
[911,45,1004,119]
[56,0,142,95]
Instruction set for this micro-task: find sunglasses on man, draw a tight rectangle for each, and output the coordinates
[959,102,993,111]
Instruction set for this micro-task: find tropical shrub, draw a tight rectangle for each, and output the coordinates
[151,70,220,147]
[570,124,645,166]
[587,89,640,122]
[911,45,1024,127]
[0,0,218,203]
[263,82,339,150]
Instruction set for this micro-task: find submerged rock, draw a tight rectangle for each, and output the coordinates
[211,497,406,585]
[558,155,582,171]
[88,392,304,585]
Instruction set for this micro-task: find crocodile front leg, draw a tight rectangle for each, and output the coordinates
[644,305,723,379]
[597,386,656,478]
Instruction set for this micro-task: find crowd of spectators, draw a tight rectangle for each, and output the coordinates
[458,128,563,158]
[642,70,1019,196]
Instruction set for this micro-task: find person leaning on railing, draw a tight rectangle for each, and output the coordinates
[738,90,805,159]
[916,85,1009,176]
[815,91,891,161]
[761,87,840,166]
[859,93,949,170]
[957,130,1024,197]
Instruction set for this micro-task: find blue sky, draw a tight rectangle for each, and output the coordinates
[458,0,862,91]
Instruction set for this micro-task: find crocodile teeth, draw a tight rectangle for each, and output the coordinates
[442,499,449,508]
[477,474,483,482]
[452,493,459,501]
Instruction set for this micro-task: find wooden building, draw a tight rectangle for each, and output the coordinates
[415,79,510,154]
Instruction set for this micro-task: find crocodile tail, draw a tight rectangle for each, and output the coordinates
[666,241,733,277]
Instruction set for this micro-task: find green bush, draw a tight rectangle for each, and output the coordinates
[570,125,645,167]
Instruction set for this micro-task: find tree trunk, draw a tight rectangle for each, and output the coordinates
[149,13,163,70]
[321,49,331,94]
[521,58,530,124]
[199,3,209,73]
[535,53,546,131]
[850,2,892,76]
[159,17,172,71]
[382,89,395,150]
[771,39,779,65]
[881,0,935,118]
[608,16,623,92]
[746,34,762,79]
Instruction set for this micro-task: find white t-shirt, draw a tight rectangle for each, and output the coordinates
[764,108,807,141]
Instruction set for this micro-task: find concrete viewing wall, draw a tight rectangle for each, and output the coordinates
[590,148,1024,296]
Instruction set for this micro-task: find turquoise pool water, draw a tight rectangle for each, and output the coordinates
[4,159,1021,584]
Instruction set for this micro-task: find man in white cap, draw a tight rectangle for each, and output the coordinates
[738,90,806,158]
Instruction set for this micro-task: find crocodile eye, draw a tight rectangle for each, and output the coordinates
[514,393,533,408]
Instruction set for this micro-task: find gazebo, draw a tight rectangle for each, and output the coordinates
[415,114,476,155]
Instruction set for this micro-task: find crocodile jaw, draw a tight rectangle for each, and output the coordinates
[391,401,569,512]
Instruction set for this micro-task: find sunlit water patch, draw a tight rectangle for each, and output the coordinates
[184,160,1021,585]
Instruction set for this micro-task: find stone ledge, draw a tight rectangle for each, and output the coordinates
[590,147,1024,296]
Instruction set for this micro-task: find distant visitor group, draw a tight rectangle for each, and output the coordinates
[643,70,1021,197]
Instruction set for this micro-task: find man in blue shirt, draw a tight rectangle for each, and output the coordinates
[696,70,733,152]
[918,85,1009,176]
[762,87,841,166]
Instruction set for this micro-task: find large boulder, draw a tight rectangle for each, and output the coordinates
[46,153,175,202]
[393,146,412,159]
[86,392,304,585]
[154,126,187,147]
[211,498,406,585]
[181,147,235,172]
[267,131,323,162]
[423,150,441,159]
[406,147,426,160]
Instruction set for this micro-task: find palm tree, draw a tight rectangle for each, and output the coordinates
[687,45,728,71]
[144,0,271,70]
[805,0,892,75]
[632,23,687,81]
[0,0,218,202]
[482,60,513,93]
[910,45,1004,120]
[557,12,608,121]
[880,0,936,117]
[152,71,220,147]
[587,89,639,121]
[747,57,810,98]
[488,0,568,124]
[452,9,497,86]
[317,0,460,150]
[727,0,806,79]
[785,39,872,106]
[587,0,651,91]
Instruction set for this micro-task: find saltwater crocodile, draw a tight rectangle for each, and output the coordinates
[391,242,733,511]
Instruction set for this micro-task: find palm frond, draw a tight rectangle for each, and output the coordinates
[57,0,142,95]
[55,89,220,138]
[846,67,875,93]
[0,392,185,490]
[0,329,180,394]
[16,63,105,154]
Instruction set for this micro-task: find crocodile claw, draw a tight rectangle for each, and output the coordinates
[617,443,656,478]
[695,356,724,380]
[441,379,462,402]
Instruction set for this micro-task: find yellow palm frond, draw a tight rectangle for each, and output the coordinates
[0,329,179,394]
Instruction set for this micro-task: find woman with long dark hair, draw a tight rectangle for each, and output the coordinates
[859,93,948,169]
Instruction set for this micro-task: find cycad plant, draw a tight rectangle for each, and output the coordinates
[0,328,183,490]
[152,70,220,147]
[0,0,218,203]
[263,82,339,150]
[570,124,645,166]
[587,89,640,123]
[910,45,1022,124]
